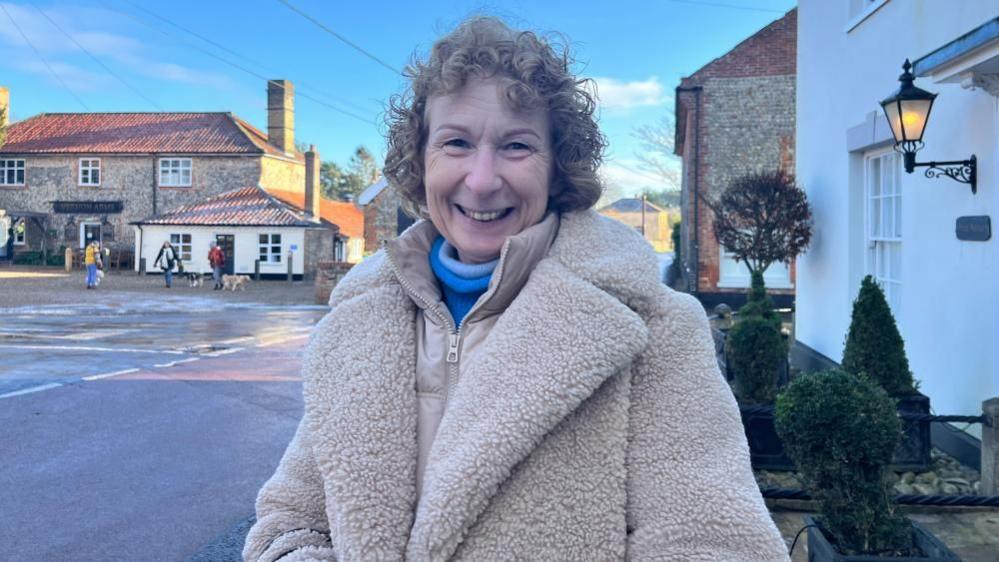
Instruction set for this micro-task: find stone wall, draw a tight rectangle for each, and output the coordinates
[304,227,335,279]
[314,261,354,305]
[0,155,260,252]
[260,155,305,200]
[364,187,406,251]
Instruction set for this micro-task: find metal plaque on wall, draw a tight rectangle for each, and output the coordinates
[956,216,991,241]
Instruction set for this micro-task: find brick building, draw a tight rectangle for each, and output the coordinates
[0,80,335,266]
[597,197,676,253]
[674,9,797,307]
[357,177,415,250]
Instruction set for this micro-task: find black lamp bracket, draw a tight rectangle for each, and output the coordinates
[896,143,977,194]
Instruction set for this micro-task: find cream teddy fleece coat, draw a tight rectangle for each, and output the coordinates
[244,210,790,562]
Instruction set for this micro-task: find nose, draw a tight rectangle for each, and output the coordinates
[464,147,502,195]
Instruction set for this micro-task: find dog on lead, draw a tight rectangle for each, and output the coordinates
[222,274,249,291]
[186,271,204,288]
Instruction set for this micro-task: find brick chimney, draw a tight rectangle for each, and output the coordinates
[305,145,320,220]
[0,86,9,132]
[267,79,294,154]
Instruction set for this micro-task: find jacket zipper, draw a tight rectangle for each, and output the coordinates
[385,239,514,407]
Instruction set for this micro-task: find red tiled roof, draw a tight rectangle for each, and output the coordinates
[134,186,315,227]
[320,199,364,239]
[266,187,364,239]
[0,112,300,156]
[231,116,305,161]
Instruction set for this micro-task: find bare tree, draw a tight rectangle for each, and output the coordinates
[705,169,812,277]
[633,114,681,191]
[0,104,7,149]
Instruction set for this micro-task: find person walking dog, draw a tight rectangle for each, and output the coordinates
[154,241,178,288]
[208,241,225,290]
[244,16,789,562]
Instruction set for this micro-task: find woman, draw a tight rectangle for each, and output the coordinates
[84,241,98,289]
[154,241,177,288]
[245,17,788,562]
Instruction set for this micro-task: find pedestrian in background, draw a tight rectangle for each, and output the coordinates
[208,241,225,290]
[154,241,178,288]
[84,241,98,289]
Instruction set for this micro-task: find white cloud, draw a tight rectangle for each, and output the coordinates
[591,77,667,110]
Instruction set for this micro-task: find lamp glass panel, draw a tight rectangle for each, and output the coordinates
[883,100,905,142]
[898,98,932,141]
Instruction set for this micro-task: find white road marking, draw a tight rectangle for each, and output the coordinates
[0,344,184,355]
[214,336,256,346]
[0,382,63,399]
[82,368,141,382]
[153,357,200,368]
[60,329,131,341]
[256,334,309,348]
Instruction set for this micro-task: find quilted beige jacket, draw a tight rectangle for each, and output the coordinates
[244,210,789,562]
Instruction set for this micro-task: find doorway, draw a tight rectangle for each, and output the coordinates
[215,234,235,275]
[80,222,101,249]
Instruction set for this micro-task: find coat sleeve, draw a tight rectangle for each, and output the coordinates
[625,292,790,561]
[243,417,337,562]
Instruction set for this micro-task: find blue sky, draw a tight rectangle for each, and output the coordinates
[0,0,795,199]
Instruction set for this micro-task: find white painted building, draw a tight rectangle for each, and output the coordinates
[796,1,999,436]
[133,186,333,278]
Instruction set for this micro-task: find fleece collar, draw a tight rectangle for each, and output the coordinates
[310,209,659,560]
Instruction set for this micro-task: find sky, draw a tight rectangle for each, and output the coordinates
[0,0,796,199]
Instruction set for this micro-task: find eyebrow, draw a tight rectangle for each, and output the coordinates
[431,124,544,140]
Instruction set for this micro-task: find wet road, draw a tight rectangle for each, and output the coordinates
[0,299,328,561]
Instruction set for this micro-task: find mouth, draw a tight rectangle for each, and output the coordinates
[455,204,514,223]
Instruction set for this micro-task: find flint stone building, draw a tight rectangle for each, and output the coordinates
[0,80,319,264]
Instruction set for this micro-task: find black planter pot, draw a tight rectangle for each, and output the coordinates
[803,515,960,561]
[741,391,932,473]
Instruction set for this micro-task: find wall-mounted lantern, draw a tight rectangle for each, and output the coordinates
[880,59,977,194]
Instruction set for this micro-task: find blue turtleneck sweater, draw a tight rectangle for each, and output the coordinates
[428,236,498,328]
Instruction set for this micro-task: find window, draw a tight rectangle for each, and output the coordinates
[13,218,26,245]
[718,249,792,289]
[169,233,192,261]
[865,150,902,313]
[259,233,282,263]
[159,158,192,187]
[0,159,25,186]
[79,158,101,186]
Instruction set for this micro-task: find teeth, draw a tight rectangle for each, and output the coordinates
[462,207,506,222]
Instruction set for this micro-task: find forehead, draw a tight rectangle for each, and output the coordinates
[425,78,548,129]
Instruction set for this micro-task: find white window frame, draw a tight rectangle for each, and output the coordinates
[864,149,902,314]
[0,159,25,186]
[13,218,26,245]
[169,233,192,262]
[259,233,282,264]
[79,158,101,187]
[845,0,889,33]
[158,158,193,187]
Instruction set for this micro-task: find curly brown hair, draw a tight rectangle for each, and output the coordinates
[383,17,607,218]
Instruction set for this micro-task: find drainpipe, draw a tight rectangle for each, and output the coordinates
[151,154,157,216]
[136,224,144,273]
[676,85,702,296]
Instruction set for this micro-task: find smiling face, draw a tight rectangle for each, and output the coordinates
[423,77,554,264]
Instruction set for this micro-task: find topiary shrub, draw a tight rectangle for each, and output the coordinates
[46,247,66,267]
[13,251,43,265]
[775,369,913,556]
[842,275,915,396]
[727,270,785,404]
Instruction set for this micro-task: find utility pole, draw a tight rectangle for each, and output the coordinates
[641,193,647,237]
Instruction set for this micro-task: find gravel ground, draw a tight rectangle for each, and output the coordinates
[0,265,322,310]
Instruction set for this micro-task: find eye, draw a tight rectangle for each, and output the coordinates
[442,138,471,153]
[504,141,533,153]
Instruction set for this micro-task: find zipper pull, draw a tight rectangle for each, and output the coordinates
[446,332,460,363]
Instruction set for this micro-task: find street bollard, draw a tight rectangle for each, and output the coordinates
[254,259,260,281]
[64,247,73,272]
[287,251,294,283]
[139,258,146,275]
[982,397,999,496]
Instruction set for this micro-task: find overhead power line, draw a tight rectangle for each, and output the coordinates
[30,1,161,110]
[0,3,90,110]
[274,0,401,75]
[116,0,378,116]
[663,0,786,14]
[101,0,375,125]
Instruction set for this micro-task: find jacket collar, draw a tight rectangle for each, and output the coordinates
[315,209,660,559]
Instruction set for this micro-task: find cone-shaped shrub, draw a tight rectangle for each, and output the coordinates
[775,369,912,555]
[727,270,785,404]
[842,276,915,396]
